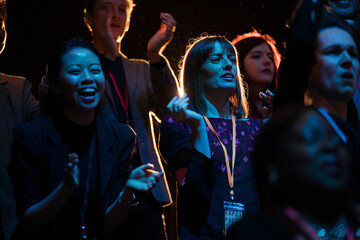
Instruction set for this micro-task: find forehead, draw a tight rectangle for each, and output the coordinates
[62,47,100,65]
[317,27,356,49]
[209,41,234,55]
[248,42,272,53]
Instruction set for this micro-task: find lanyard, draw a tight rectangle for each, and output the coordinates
[203,114,236,200]
[109,71,128,114]
[80,135,96,240]
[317,108,347,143]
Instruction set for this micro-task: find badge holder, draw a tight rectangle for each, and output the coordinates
[223,201,244,236]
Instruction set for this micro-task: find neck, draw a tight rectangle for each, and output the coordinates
[63,108,95,126]
[92,36,121,56]
[204,93,231,118]
[305,92,348,121]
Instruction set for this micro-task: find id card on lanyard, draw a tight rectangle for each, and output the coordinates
[203,115,245,236]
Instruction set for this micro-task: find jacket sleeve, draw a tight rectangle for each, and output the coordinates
[8,123,41,218]
[22,79,39,121]
[148,57,179,119]
[102,123,136,212]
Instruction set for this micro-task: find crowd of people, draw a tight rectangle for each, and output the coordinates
[1,0,360,239]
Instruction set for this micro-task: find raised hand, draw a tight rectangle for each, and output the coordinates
[126,163,163,192]
[64,153,79,189]
[259,89,274,119]
[147,12,177,63]
[167,94,203,128]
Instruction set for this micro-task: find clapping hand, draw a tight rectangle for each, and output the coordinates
[64,153,79,189]
[148,12,177,63]
[167,94,203,128]
[126,163,163,192]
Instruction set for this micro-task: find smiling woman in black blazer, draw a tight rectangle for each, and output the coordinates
[8,38,162,240]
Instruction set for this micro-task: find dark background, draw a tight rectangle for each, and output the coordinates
[0,0,299,97]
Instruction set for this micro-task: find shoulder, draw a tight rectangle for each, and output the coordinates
[96,117,135,142]
[12,115,53,143]
[121,54,149,66]
[0,73,29,87]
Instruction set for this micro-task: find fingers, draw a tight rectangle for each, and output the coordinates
[259,90,274,106]
[66,153,79,173]
[266,89,274,97]
[167,94,189,115]
[138,163,155,173]
[160,12,176,32]
[262,106,270,119]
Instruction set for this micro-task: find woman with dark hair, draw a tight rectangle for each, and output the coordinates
[232,30,281,119]
[160,35,262,239]
[8,38,162,239]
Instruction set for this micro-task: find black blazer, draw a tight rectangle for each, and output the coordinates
[8,115,135,239]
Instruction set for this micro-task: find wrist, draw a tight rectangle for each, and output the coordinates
[62,180,77,192]
[118,188,136,206]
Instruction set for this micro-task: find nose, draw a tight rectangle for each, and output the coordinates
[340,50,353,69]
[223,58,233,70]
[81,70,95,85]
[263,55,272,66]
[112,6,120,18]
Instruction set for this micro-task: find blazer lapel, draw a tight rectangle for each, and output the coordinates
[41,117,69,185]
[96,118,117,198]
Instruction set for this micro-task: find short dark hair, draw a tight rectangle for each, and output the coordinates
[318,9,353,33]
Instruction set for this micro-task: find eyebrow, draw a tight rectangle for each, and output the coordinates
[321,44,357,51]
[249,50,272,54]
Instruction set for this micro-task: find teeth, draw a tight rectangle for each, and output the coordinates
[83,88,95,93]
[79,88,95,93]
[223,74,233,77]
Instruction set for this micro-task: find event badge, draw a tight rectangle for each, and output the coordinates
[223,201,244,236]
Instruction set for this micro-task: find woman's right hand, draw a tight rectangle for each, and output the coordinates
[64,153,79,189]
[126,163,163,192]
[167,94,203,128]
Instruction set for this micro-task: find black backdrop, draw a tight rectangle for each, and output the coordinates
[0,0,299,97]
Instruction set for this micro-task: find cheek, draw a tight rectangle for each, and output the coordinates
[60,76,78,95]
[244,59,258,75]
[201,67,217,82]
[97,76,105,93]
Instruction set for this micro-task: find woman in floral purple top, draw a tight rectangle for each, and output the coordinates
[160,36,264,239]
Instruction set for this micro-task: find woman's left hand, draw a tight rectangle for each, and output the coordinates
[126,163,163,192]
[259,89,274,119]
